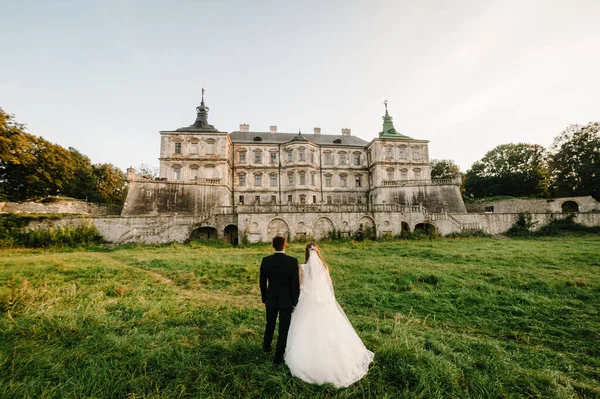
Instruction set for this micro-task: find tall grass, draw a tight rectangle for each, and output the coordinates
[1,236,599,398]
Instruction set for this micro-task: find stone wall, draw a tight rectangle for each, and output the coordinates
[17,208,600,245]
[466,196,600,214]
[122,180,231,216]
[0,199,120,215]
[372,182,466,213]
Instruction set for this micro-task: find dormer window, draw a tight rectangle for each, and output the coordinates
[253,136,262,142]
[333,139,342,144]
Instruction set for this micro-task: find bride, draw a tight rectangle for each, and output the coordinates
[284,243,374,388]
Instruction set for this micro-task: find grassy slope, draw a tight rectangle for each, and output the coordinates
[0,237,599,398]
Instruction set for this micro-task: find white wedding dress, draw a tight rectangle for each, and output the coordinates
[284,248,374,388]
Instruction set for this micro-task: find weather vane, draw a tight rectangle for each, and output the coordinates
[384,99,388,111]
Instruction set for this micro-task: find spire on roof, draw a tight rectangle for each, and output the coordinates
[379,100,411,139]
[190,87,217,131]
[291,128,308,142]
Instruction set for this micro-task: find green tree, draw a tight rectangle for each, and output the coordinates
[92,163,127,205]
[64,147,97,201]
[465,143,550,199]
[430,159,461,179]
[1,108,127,205]
[550,122,600,200]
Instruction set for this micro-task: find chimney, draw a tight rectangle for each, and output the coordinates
[341,128,351,136]
[270,125,277,133]
[314,127,321,135]
[239,123,249,132]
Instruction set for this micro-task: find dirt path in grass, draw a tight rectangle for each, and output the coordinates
[88,252,261,309]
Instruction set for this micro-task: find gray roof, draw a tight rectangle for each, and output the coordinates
[229,131,369,147]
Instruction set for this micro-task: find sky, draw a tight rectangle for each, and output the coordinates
[2,0,599,172]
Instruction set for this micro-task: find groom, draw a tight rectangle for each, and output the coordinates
[260,235,300,364]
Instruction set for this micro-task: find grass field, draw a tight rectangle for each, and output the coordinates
[1,236,599,398]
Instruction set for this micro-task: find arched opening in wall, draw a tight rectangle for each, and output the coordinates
[401,222,410,238]
[224,225,239,246]
[267,218,290,241]
[561,201,579,213]
[313,217,334,240]
[414,223,437,236]
[189,226,218,241]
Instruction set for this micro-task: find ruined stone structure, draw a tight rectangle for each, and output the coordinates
[121,93,468,243]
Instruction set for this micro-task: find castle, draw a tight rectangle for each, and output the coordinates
[121,92,468,243]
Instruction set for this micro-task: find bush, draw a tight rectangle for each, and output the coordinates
[535,214,600,236]
[505,212,538,237]
[0,214,103,248]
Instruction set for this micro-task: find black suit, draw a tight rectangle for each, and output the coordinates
[260,252,300,362]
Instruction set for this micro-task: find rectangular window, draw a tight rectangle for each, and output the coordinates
[239,152,246,163]
[255,196,260,204]
[413,149,421,161]
[340,175,347,187]
[288,194,293,203]
[310,152,315,163]
[239,174,246,186]
[254,175,261,186]
[270,153,277,163]
[325,176,332,187]
[254,153,262,164]
[288,173,294,185]
[173,167,181,180]
[299,173,305,185]
[190,142,199,154]
[327,196,332,204]
[270,175,277,187]
[300,194,306,204]
[313,195,317,203]
[174,143,182,154]
[299,151,305,161]
[401,170,408,180]
[355,176,361,187]
[239,195,244,204]
[311,174,315,185]
[399,148,408,160]
[387,170,394,181]
[271,195,277,204]
[357,195,362,204]
[190,167,199,180]
[342,195,347,204]
[207,141,215,154]
[324,152,332,165]
[287,151,293,162]
[385,147,393,158]
[414,170,421,180]
[354,154,361,165]
[339,154,346,165]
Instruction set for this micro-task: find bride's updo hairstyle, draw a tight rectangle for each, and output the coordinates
[305,242,329,270]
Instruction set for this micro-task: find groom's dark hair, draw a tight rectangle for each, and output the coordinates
[272,235,286,251]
